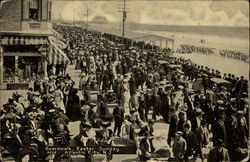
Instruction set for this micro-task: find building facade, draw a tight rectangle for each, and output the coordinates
[0,0,68,89]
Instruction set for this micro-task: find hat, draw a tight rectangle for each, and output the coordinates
[148,119,154,124]
[89,102,96,107]
[101,122,111,128]
[130,108,137,113]
[175,131,183,136]
[49,109,56,113]
[201,119,207,126]
[221,86,226,90]
[81,105,90,111]
[237,110,245,115]
[216,100,224,105]
[165,84,173,89]
[195,108,204,115]
[8,98,15,102]
[178,85,184,89]
[184,122,191,129]
[144,131,150,136]
[160,79,167,85]
[215,139,224,146]
[32,91,40,96]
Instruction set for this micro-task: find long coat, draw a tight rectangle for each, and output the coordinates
[183,131,195,157]
[173,137,186,159]
[194,127,209,149]
[207,147,230,162]
[212,119,227,146]
[168,112,179,141]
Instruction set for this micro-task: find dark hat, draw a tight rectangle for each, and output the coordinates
[184,123,191,128]
[201,119,207,126]
[148,119,154,124]
[226,107,237,115]
[8,98,15,102]
[101,122,111,128]
[3,104,13,110]
[215,139,224,146]
[144,131,150,136]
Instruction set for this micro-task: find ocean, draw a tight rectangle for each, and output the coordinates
[58,21,249,53]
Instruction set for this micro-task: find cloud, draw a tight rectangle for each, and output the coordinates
[53,0,249,27]
[209,1,249,18]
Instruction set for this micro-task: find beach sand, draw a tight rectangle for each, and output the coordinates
[175,53,249,80]
[136,30,249,53]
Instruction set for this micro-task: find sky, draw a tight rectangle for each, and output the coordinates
[52,0,249,27]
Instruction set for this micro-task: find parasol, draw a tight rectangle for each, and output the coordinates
[210,78,232,84]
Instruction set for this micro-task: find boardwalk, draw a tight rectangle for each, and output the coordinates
[0,65,237,162]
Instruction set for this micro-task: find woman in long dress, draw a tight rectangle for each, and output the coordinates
[121,78,131,115]
[54,86,66,113]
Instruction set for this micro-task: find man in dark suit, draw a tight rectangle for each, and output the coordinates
[113,74,123,101]
[193,119,209,161]
[211,114,227,147]
[138,119,154,136]
[207,139,230,162]
[191,108,203,132]
[151,90,161,120]
[139,131,154,161]
[144,89,152,121]
[112,103,124,137]
[168,107,179,145]
[183,123,195,161]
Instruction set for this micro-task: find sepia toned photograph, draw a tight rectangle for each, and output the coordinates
[0,0,249,161]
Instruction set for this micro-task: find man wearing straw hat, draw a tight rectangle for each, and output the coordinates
[173,131,186,161]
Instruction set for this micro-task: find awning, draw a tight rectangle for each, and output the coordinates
[3,52,44,57]
[48,36,67,49]
[1,35,47,45]
[48,40,69,65]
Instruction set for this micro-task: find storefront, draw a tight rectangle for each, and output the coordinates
[0,34,69,90]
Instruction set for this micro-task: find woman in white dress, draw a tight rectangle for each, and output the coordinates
[54,86,66,113]
[121,76,131,115]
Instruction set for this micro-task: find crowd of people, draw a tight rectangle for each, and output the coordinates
[177,44,215,55]
[219,49,249,63]
[0,24,249,162]
[177,44,249,63]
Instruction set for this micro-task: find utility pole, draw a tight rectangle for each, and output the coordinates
[118,0,130,37]
[84,6,89,30]
[72,8,75,26]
